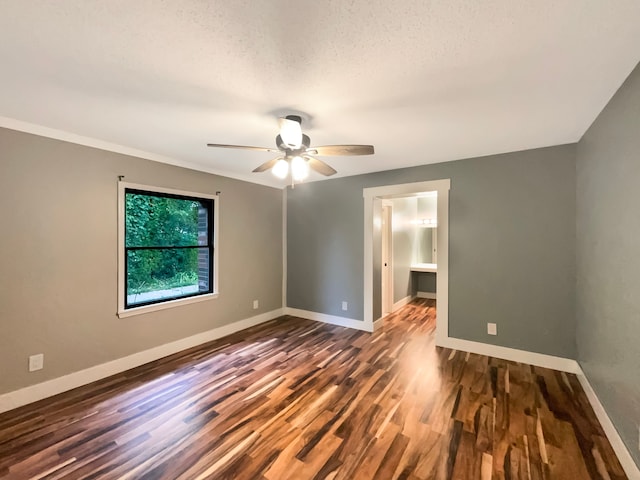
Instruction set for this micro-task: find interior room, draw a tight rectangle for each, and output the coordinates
[1,1,639,478]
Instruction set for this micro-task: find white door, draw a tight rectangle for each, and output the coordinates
[381,205,393,315]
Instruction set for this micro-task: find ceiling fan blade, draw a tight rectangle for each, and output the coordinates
[252,157,282,173]
[278,116,303,149]
[309,145,375,156]
[207,143,280,153]
[306,156,337,176]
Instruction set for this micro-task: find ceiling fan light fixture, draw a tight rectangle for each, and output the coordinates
[291,156,309,181]
[272,158,289,179]
[279,117,303,149]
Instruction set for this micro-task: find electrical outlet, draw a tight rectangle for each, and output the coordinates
[487,323,497,335]
[342,301,348,311]
[253,299,259,310]
[29,353,44,372]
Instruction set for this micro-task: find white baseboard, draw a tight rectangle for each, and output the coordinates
[392,295,413,311]
[373,316,386,331]
[417,291,437,299]
[436,336,580,373]
[0,308,284,414]
[284,307,372,332]
[575,369,640,479]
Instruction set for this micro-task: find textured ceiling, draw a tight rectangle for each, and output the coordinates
[1,1,639,188]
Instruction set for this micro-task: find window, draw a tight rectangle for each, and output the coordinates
[118,183,218,317]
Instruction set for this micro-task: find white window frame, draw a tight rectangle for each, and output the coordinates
[117,181,219,318]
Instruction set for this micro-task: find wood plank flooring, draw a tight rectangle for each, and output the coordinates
[0,299,626,479]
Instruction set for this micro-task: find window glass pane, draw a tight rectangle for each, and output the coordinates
[121,186,215,312]
[125,192,210,247]
[126,247,210,306]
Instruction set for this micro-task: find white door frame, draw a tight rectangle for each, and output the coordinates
[381,201,393,316]
[363,179,450,343]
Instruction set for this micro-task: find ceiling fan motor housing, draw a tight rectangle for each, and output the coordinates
[276,133,310,153]
[285,114,302,124]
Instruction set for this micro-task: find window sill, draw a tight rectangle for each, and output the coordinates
[117,292,219,318]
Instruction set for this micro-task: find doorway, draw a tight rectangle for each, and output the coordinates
[363,179,450,342]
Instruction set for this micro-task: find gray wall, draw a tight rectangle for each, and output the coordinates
[576,61,640,467]
[0,128,283,395]
[391,197,417,303]
[287,144,576,358]
[416,272,436,294]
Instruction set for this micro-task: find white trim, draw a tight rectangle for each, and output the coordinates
[0,308,284,414]
[363,195,375,329]
[417,291,437,299]
[381,202,393,316]
[436,336,581,373]
[363,179,450,338]
[117,181,220,318]
[435,183,449,342]
[282,188,288,309]
[575,369,640,479]
[117,292,219,318]
[432,227,437,264]
[392,295,414,311]
[373,316,386,331]
[363,180,451,199]
[284,307,372,332]
[0,116,284,189]
[411,263,437,273]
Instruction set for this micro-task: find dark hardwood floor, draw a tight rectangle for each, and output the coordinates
[0,299,626,479]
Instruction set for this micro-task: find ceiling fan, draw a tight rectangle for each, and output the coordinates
[207,115,375,184]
